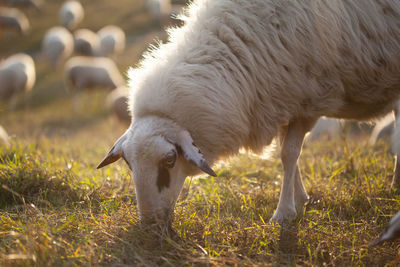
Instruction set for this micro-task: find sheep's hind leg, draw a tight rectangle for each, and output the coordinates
[270,117,316,225]
[293,165,309,219]
[392,104,400,189]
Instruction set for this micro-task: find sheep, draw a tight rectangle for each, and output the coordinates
[370,210,400,246]
[306,117,342,143]
[106,86,131,123]
[59,0,84,31]
[370,113,395,146]
[64,56,124,92]
[0,7,29,36]
[146,0,171,28]
[97,25,126,57]
[42,26,74,67]
[97,0,400,226]
[0,125,10,146]
[0,53,35,109]
[73,28,99,56]
[64,56,124,110]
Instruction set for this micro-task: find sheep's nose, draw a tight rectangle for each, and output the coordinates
[139,208,173,226]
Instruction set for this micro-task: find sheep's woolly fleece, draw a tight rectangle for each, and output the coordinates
[128,0,400,161]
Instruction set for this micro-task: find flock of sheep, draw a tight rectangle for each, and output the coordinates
[0,0,169,145]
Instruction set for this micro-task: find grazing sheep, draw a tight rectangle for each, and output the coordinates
[64,56,124,91]
[370,113,395,145]
[59,0,84,31]
[97,0,400,226]
[73,28,99,56]
[106,86,131,123]
[42,26,74,67]
[0,125,10,146]
[0,7,29,36]
[306,117,342,143]
[371,210,400,246]
[0,53,35,109]
[97,25,126,57]
[146,0,171,28]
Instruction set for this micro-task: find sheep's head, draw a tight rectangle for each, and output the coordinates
[97,116,216,225]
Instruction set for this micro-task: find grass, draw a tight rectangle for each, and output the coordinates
[1,133,400,266]
[1,0,400,266]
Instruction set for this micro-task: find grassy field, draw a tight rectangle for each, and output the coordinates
[1,0,400,266]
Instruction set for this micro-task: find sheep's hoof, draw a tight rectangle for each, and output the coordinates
[270,207,297,225]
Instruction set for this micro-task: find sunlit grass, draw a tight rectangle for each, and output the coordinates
[1,0,400,265]
[1,127,400,265]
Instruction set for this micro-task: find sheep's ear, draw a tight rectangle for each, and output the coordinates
[176,131,217,177]
[97,132,128,169]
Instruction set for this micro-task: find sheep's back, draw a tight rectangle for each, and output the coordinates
[65,57,123,90]
[130,0,400,156]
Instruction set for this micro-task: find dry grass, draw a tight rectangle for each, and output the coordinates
[1,0,400,266]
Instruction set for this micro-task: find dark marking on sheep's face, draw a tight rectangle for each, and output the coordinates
[157,166,170,192]
[156,150,177,192]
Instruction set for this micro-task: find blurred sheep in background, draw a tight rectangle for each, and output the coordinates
[370,113,395,146]
[97,25,126,57]
[0,7,29,37]
[2,0,43,11]
[0,125,10,146]
[305,117,342,143]
[64,56,124,92]
[42,26,74,68]
[106,86,130,123]
[0,53,35,109]
[146,0,171,28]
[73,28,99,56]
[64,56,124,110]
[59,0,84,31]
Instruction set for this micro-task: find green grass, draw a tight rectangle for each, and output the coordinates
[1,133,400,266]
[1,0,400,266]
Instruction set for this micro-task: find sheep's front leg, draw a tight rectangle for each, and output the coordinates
[270,117,316,224]
[278,125,309,212]
[392,105,400,188]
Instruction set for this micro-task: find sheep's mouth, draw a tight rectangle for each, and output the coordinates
[139,207,174,226]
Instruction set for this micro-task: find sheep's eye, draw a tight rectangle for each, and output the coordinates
[163,150,177,168]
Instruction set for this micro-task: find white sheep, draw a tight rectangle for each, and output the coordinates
[97,0,400,226]
[0,125,10,146]
[370,113,395,146]
[64,56,124,92]
[106,86,131,123]
[146,0,171,28]
[0,7,29,36]
[73,28,99,56]
[59,0,84,31]
[42,26,74,67]
[306,117,342,143]
[0,53,35,109]
[97,25,126,57]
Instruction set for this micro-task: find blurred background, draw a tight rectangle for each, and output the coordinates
[0,0,188,147]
